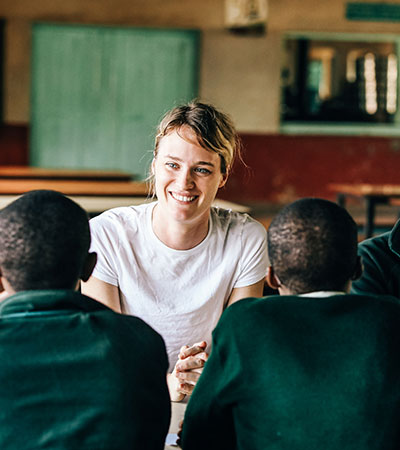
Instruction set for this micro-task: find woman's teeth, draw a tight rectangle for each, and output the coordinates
[171,193,196,202]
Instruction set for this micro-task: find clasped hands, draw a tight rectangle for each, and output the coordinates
[168,341,209,402]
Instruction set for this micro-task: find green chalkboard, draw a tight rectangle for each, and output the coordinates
[30,24,199,179]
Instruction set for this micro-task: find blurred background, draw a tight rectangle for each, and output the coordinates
[1,0,400,233]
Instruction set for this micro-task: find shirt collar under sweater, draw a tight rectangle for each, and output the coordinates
[299,291,346,298]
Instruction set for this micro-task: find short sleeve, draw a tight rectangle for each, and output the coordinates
[234,217,268,288]
[89,213,120,286]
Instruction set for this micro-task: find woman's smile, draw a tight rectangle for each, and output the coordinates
[169,192,199,203]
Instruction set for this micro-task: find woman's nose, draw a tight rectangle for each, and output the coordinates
[177,169,194,189]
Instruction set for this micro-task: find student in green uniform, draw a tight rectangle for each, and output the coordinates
[0,190,170,450]
[351,219,400,298]
[181,198,400,450]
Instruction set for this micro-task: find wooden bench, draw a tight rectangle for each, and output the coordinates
[0,166,133,181]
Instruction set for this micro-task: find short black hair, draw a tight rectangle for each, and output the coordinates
[267,198,358,294]
[0,190,91,291]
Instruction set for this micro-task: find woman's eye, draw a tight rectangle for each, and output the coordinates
[166,162,178,169]
[195,167,212,175]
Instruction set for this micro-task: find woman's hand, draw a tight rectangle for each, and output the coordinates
[176,341,209,393]
[168,341,209,401]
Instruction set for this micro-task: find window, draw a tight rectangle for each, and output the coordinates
[280,33,400,135]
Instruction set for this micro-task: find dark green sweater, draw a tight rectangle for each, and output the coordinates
[351,219,400,297]
[181,294,400,450]
[0,290,170,449]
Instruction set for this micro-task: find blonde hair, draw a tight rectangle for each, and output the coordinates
[153,101,240,175]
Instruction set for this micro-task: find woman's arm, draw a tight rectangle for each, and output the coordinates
[81,276,121,312]
[227,278,265,306]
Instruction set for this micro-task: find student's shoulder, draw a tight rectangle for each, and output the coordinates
[344,294,400,335]
[218,295,283,326]
[358,230,391,255]
[357,230,400,279]
[212,296,299,347]
[99,308,167,349]
[90,309,169,372]
[349,292,400,310]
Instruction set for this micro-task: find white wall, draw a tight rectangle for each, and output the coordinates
[200,30,281,133]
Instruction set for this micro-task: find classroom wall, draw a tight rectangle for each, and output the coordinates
[200,30,281,133]
[222,134,400,204]
[4,0,400,128]
[1,0,400,204]
[2,0,225,124]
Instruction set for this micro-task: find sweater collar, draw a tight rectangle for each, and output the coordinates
[0,290,109,317]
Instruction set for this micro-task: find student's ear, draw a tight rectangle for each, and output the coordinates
[0,267,6,292]
[351,256,363,281]
[80,252,97,282]
[0,268,14,299]
[266,266,281,290]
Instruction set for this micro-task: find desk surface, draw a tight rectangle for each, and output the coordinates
[165,399,187,449]
[0,179,148,196]
[329,182,400,238]
[0,195,250,214]
[0,166,133,181]
[329,183,400,197]
[0,175,250,214]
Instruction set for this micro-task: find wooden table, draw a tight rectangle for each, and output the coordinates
[0,167,148,215]
[0,176,250,215]
[0,179,149,215]
[0,179,148,196]
[329,183,400,238]
[0,166,133,181]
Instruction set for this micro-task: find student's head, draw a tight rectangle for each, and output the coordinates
[0,190,96,293]
[267,198,361,295]
[153,101,240,177]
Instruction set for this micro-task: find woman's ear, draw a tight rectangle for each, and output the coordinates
[266,266,281,290]
[80,252,97,282]
[218,172,228,189]
[351,256,363,281]
[151,158,156,176]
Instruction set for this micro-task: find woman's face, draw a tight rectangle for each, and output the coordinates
[152,126,227,226]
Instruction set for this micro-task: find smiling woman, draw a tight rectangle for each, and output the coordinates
[81,102,268,401]
[152,127,227,248]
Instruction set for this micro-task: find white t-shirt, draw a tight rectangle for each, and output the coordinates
[89,202,268,370]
